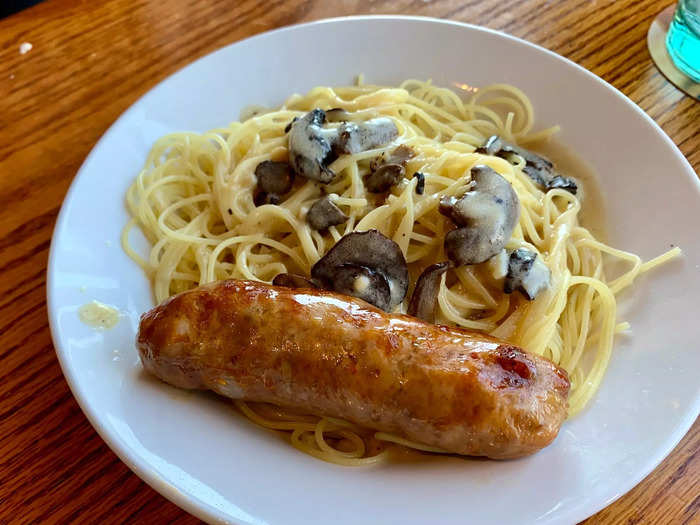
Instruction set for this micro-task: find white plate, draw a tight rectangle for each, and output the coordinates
[47,16,700,525]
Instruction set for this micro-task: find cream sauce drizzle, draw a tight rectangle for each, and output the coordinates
[78,301,120,330]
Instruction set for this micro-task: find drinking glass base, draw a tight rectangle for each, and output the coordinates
[648,5,700,100]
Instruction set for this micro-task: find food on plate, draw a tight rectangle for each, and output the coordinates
[137,279,570,460]
[78,301,120,329]
[123,78,680,464]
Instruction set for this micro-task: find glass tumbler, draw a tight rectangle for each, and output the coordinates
[666,0,700,81]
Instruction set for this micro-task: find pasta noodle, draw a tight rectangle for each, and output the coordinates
[123,78,680,465]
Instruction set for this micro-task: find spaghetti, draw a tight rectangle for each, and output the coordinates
[123,78,680,465]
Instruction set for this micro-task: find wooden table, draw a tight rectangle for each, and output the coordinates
[1,0,698,523]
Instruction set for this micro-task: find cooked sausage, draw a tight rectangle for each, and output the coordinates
[137,280,570,459]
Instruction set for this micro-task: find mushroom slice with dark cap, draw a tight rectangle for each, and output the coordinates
[254,192,282,206]
[288,110,399,183]
[365,144,416,193]
[272,273,319,289]
[364,163,405,193]
[439,165,520,266]
[475,135,505,157]
[334,118,399,155]
[476,135,552,186]
[504,248,551,300]
[311,230,409,311]
[306,196,348,231]
[408,261,452,322]
[414,172,425,195]
[382,144,416,167]
[476,135,577,195]
[254,161,294,205]
[331,264,392,311]
[288,109,338,183]
[546,174,578,193]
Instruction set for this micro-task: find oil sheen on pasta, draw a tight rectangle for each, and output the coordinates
[122,78,679,464]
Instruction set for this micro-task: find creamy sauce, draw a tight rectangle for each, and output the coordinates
[78,301,120,330]
[338,118,397,154]
[530,138,608,241]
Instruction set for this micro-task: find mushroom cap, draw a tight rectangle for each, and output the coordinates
[370,144,415,171]
[444,227,502,266]
[546,174,578,193]
[440,165,520,265]
[364,163,405,193]
[408,261,451,322]
[306,196,348,231]
[477,135,553,172]
[477,135,577,195]
[311,230,409,311]
[388,144,415,165]
[504,248,551,300]
[331,264,392,311]
[334,118,398,155]
[364,144,415,193]
[255,161,294,196]
[254,192,282,206]
[476,135,502,156]
[288,109,337,183]
[288,111,400,184]
[414,172,425,195]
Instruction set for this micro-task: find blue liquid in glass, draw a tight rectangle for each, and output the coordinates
[667,0,700,82]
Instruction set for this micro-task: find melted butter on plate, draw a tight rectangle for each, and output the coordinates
[78,301,120,330]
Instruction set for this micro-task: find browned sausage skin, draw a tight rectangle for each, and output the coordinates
[137,279,570,459]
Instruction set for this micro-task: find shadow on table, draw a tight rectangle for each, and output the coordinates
[1,0,44,18]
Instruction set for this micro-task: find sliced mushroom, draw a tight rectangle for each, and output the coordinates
[504,248,551,300]
[477,135,552,175]
[442,228,492,267]
[311,230,409,311]
[254,192,282,206]
[364,163,405,193]
[384,144,416,166]
[288,110,399,183]
[334,118,398,155]
[364,145,415,193]
[476,135,577,195]
[408,261,451,322]
[272,273,318,289]
[414,172,425,195]
[288,109,338,183]
[332,264,392,311]
[255,161,294,205]
[439,165,520,265]
[546,174,578,193]
[369,146,411,172]
[306,196,348,230]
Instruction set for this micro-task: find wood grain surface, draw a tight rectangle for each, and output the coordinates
[1,0,698,523]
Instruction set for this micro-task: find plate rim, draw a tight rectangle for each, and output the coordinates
[46,14,700,525]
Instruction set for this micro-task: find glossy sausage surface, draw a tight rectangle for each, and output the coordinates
[137,279,570,459]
